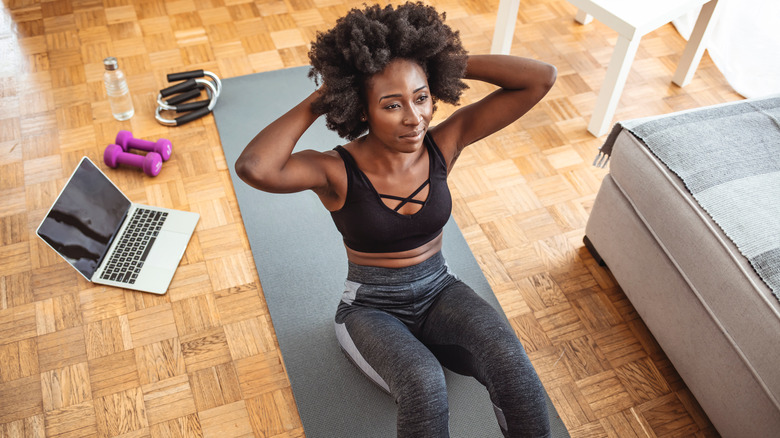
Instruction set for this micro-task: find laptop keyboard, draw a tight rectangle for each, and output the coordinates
[100,208,168,284]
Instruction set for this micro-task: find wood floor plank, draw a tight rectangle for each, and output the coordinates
[44,401,99,438]
[94,387,149,436]
[127,303,179,348]
[223,316,276,361]
[598,409,652,438]
[171,294,221,337]
[41,361,92,412]
[0,414,45,438]
[198,400,254,438]
[0,272,34,309]
[180,327,232,373]
[36,326,87,372]
[142,375,196,426]
[245,389,303,438]
[189,362,242,412]
[148,414,203,438]
[638,393,699,438]
[0,338,38,383]
[88,349,140,398]
[234,351,290,400]
[614,357,673,405]
[84,315,133,359]
[0,374,44,424]
[135,338,186,386]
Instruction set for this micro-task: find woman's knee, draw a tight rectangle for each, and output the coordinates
[393,357,447,404]
[394,361,450,437]
[488,352,551,437]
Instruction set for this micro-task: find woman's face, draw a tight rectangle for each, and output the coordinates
[363,59,433,152]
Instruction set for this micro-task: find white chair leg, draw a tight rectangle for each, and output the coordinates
[588,35,641,137]
[575,9,593,25]
[673,0,721,87]
[490,0,522,54]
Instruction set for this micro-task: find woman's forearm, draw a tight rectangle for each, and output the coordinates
[464,54,557,92]
[434,54,557,152]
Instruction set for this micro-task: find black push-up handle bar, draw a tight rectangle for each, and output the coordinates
[155,70,222,126]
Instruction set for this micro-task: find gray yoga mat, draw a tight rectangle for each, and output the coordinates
[213,66,568,437]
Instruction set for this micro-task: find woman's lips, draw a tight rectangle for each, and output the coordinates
[400,129,423,140]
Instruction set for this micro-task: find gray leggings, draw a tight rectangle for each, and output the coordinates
[335,252,551,437]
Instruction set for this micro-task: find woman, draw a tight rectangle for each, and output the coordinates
[236,3,556,437]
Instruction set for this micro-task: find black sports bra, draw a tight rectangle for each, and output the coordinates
[330,134,452,253]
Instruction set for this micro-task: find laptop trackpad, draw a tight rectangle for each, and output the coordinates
[145,230,190,269]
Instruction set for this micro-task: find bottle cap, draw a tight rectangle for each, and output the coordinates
[104,57,118,71]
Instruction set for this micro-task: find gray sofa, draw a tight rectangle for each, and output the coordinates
[584,98,780,437]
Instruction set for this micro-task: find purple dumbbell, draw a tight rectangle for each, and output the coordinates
[115,130,172,161]
[104,144,163,177]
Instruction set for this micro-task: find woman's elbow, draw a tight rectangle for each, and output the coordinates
[234,156,251,181]
[527,63,556,103]
[541,63,557,92]
[235,155,267,188]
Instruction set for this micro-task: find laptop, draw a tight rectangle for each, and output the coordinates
[37,156,200,294]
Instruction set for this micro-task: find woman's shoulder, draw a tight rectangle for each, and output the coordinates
[289,147,346,183]
[294,147,342,162]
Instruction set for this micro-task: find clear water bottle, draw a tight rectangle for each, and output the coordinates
[103,57,134,121]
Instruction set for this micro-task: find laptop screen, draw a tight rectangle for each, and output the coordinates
[37,158,132,279]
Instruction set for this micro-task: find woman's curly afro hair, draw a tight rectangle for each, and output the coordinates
[308,2,468,140]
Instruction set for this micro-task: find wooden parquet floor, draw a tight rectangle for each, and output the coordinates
[0,0,742,436]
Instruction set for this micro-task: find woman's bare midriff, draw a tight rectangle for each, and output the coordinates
[345,233,444,268]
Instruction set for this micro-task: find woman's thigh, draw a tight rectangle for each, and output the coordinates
[419,281,551,436]
[418,281,532,381]
[335,306,447,396]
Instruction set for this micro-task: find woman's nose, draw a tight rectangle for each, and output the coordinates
[403,107,422,125]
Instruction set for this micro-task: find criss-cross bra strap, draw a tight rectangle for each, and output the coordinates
[379,179,430,211]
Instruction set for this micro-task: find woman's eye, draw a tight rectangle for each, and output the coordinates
[384,103,400,110]
[416,94,429,103]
